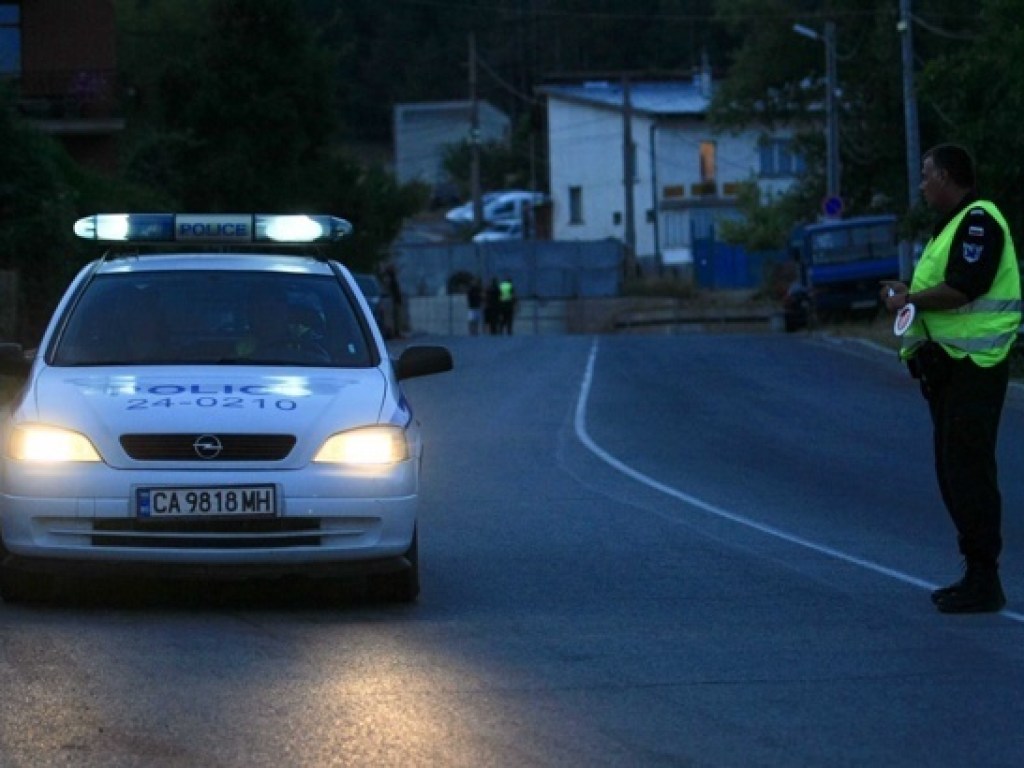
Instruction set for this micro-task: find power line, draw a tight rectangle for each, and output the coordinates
[386,0,972,25]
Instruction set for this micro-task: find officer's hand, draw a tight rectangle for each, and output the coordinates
[880,280,908,312]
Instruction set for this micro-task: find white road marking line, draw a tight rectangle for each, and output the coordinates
[574,338,1024,623]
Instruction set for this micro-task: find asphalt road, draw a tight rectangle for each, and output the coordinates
[2,332,1024,766]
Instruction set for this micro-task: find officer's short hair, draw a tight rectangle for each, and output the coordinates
[924,143,976,190]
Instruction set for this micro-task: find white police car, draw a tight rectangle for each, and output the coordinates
[0,214,452,602]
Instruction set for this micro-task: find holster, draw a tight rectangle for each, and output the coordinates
[911,340,953,388]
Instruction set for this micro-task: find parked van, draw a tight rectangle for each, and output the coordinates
[445,190,546,229]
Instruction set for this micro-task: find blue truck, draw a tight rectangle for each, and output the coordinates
[783,214,901,331]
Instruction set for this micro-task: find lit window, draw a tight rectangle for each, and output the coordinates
[699,141,716,183]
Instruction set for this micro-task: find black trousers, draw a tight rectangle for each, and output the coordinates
[922,352,1009,567]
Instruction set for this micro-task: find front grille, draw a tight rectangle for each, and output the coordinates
[92,518,321,548]
[120,433,296,461]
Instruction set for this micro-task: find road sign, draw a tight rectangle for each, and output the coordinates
[822,195,844,218]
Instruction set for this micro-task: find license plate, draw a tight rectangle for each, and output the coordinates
[136,485,277,518]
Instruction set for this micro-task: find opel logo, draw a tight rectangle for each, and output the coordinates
[193,434,224,460]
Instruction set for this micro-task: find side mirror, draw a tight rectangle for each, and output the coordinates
[0,343,31,378]
[394,345,453,381]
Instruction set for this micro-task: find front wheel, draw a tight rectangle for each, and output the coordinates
[0,566,54,603]
[368,530,420,603]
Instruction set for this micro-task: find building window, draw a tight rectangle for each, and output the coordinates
[759,138,806,178]
[699,141,716,183]
[0,4,19,76]
[568,186,583,225]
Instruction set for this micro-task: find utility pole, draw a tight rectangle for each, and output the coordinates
[622,76,636,276]
[823,20,840,203]
[898,0,920,278]
[469,32,482,230]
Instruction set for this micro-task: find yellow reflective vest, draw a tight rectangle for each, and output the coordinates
[901,201,1021,367]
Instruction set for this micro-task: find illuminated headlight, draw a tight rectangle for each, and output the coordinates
[7,425,102,463]
[313,426,409,465]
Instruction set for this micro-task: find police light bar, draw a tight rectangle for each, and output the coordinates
[73,214,354,243]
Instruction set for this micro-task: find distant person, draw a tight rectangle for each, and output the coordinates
[485,278,501,335]
[498,276,516,335]
[466,277,483,335]
[383,263,404,338]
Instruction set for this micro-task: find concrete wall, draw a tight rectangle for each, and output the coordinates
[406,294,775,336]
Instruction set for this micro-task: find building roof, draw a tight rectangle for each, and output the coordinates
[393,100,509,126]
[536,78,711,117]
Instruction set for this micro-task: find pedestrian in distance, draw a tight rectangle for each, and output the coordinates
[466,276,483,335]
[382,263,404,339]
[880,143,1021,614]
[485,278,501,335]
[498,276,516,335]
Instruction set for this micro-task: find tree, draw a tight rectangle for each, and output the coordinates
[706,0,1018,242]
[708,1,912,221]
[916,0,1024,237]
[119,0,336,210]
[441,116,539,200]
[0,90,78,340]
[717,181,812,251]
[116,0,421,265]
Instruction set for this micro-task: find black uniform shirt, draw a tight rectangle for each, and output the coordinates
[934,193,1004,301]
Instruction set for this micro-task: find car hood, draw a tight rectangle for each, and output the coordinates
[13,365,399,467]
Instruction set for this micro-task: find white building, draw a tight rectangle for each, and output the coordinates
[537,78,803,267]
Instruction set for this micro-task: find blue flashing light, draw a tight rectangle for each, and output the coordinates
[73,214,353,243]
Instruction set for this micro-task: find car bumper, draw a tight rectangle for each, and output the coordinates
[0,462,418,573]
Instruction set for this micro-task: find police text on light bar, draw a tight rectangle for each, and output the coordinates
[73,214,354,243]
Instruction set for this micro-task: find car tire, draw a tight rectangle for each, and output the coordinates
[0,537,55,603]
[0,566,53,603]
[368,529,420,603]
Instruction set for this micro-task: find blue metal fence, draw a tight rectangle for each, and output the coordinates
[693,239,787,290]
[390,240,625,299]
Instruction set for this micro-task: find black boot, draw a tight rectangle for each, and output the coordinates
[934,563,1006,614]
[931,565,968,605]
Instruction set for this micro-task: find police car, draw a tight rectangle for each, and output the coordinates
[0,213,452,602]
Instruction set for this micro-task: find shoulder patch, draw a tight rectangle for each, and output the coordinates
[962,242,984,264]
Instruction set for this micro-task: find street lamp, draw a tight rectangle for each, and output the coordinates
[793,21,840,206]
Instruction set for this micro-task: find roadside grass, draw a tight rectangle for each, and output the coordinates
[818,312,901,351]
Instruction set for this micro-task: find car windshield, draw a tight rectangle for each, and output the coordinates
[52,271,374,367]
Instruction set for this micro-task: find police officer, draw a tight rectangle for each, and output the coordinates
[498,276,516,335]
[882,143,1021,613]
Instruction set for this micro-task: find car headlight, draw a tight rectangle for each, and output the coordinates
[7,425,102,463]
[313,426,409,465]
